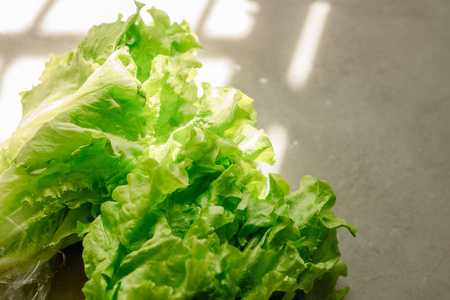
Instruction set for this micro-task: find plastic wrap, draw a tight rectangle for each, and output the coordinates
[0,260,52,300]
[0,238,68,300]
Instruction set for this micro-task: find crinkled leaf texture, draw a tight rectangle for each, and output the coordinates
[0,3,355,300]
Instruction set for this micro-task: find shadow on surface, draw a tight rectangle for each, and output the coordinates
[0,0,83,98]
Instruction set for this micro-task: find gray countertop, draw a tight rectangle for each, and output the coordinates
[1,1,449,299]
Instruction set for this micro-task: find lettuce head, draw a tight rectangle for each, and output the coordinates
[0,3,355,300]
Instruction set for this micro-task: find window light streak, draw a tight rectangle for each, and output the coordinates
[195,57,234,90]
[0,0,47,33]
[203,0,259,39]
[0,57,47,143]
[287,1,330,89]
[258,123,289,177]
[41,0,136,34]
[148,0,210,31]
[41,1,210,34]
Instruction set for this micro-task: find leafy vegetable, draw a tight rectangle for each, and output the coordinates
[0,3,355,300]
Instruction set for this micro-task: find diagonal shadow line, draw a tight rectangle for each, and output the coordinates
[0,33,83,102]
[0,0,58,101]
[28,0,57,33]
[195,0,215,41]
[0,59,11,95]
[223,1,311,92]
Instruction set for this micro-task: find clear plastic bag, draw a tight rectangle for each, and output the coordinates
[0,260,52,300]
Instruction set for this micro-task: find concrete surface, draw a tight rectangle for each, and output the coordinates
[1,1,449,299]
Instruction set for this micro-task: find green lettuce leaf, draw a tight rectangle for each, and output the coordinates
[80,80,354,299]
